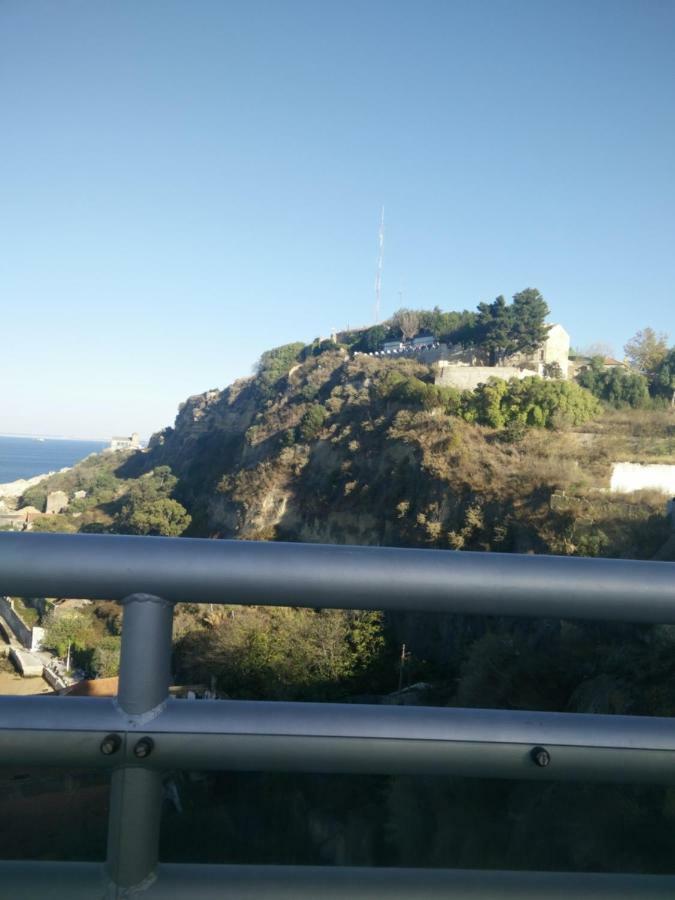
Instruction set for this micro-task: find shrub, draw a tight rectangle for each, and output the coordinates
[352,325,388,352]
[91,635,121,678]
[464,377,600,429]
[299,404,328,441]
[118,497,191,536]
[578,359,650,408]
[175,607,385,700]
[256,342,305,397]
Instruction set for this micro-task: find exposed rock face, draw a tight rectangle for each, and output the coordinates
[110,349,672,563]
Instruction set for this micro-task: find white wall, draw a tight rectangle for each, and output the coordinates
[0,596,33,648]
[610,463,675,496]
[435,365,537,391]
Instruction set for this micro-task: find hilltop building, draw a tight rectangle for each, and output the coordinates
[109,432,141,452]
[510,324,570,377]
[382,334,437,353]
[568,355,629,379]
[434,324,570,391]
[364,324,571,392]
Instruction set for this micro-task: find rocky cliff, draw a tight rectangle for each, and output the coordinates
[113,347,671,562]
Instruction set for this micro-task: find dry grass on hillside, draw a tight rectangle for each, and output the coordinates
[575,408,675,464]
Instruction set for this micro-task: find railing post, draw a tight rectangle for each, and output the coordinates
[105,593,174,895]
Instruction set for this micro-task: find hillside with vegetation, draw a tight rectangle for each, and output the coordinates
[20,293,673,554]
[12,296,675,873]
[19,294,674,678]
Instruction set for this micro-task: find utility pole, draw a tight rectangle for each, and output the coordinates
[374,206,384,324]
[397,642,407,693]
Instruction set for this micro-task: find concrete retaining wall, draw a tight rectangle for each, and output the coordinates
[610,463,675,496]
[9,648,43,678]
[42,665,69,691]
[435,365,538,391]
[0,597,33,649]
[0,597,44,650]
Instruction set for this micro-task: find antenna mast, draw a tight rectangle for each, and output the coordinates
[374,206,384,323]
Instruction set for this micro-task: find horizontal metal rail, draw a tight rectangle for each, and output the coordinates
[1,862,674,899]
[2,532,675,895]
[3,694,675,783]
[1,531,674,622]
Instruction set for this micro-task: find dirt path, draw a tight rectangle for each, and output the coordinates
[0,668,51,695]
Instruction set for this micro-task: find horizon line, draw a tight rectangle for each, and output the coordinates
[0,431,112,443]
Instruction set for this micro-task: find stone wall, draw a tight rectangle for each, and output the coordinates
[435,364,538,391]
[46,490,69,514]
[610,463,675,496]
[0,596,44,650]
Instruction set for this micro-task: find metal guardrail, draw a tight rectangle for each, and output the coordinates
[1,532,674,898]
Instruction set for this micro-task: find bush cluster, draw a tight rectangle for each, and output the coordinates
[577,358,651,408]
[379,371,600,429]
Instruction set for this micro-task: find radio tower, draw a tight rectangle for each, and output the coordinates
[374,206,384,323]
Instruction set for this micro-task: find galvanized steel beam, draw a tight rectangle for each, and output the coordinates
[1,862,675,899]
[1,532,674,622]
[4,695,675,784]
[104,593,173,893]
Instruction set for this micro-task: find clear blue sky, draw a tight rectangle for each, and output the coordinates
[2,0,674,439]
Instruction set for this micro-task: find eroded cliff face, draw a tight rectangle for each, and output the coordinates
[119,348,670,562]
[148,380,255,469]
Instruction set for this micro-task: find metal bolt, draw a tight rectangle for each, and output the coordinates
[100,734,121,756]
[133,737,154,759]
[531,746,551,768]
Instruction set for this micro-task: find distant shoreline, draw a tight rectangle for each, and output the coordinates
[0,470,62,499]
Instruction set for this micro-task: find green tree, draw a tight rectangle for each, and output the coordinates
[464,377,600,429]
[474,296,515,364]
[19,485,46,512]
[175,606,385,700]
[91,635,121,678]
[42,611,94,669]
[510,288,551,355]
[624,328,669,375]
[577,359,650,408]
[442,310,479,346]
[299,404,328,441]
[353,325,387,352]
[256,342,305,397]
[469,378,509,427]
[119,497,191,536]
[651,347,675,404]
[467,290,550,363]
[116,465,190,535]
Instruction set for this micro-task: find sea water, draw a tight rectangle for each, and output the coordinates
[0,436,107,483]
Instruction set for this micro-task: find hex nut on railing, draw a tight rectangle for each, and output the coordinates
[133,737,154,759]
[100,734,122,756]
[531,746,551,768]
